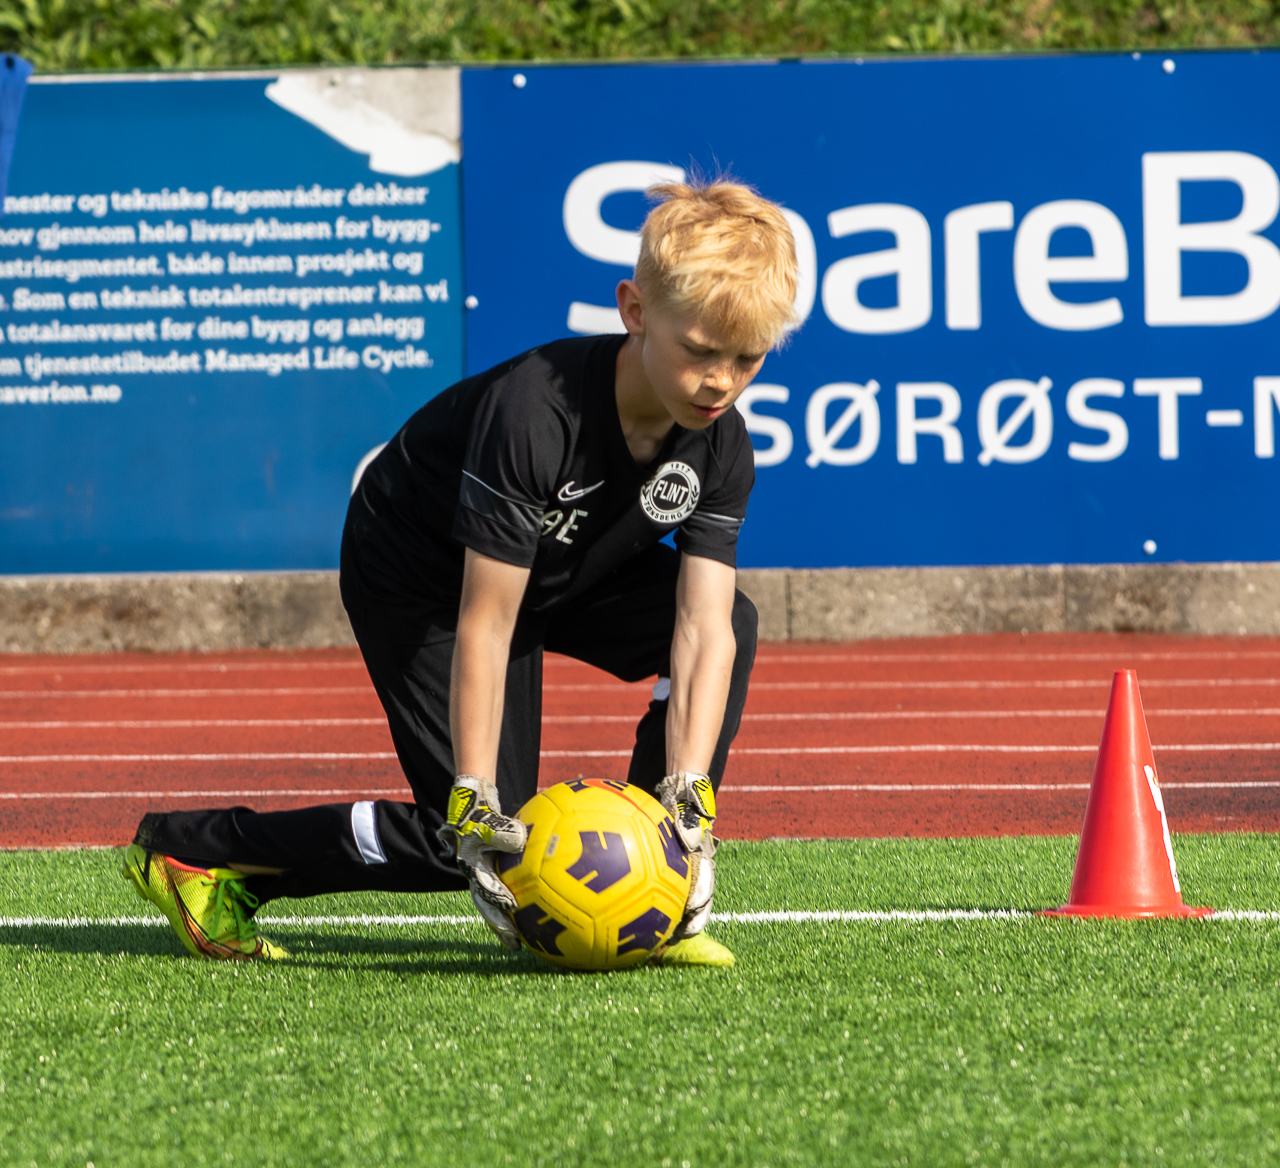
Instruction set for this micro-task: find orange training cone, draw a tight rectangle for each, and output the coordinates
[1042,669,1212,919]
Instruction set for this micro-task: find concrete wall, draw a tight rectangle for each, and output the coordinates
[0,572,353,654]
[735,564,1280,641]
[1,563,1278,653]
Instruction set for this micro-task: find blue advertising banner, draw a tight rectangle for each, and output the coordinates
[462,54,1280,569]
[0,55,34,207]
[0,69,463,572]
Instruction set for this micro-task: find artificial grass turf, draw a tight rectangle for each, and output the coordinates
[1,836,1279,1167]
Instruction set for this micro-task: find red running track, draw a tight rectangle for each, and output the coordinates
[3,633,1279,848]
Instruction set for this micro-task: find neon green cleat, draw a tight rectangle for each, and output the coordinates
[122,844,287,961]
[650,933,735,968]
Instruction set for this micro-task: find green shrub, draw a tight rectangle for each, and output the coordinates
[0,0,1277,77]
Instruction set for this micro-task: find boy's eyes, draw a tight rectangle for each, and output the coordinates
[682,342,764,364]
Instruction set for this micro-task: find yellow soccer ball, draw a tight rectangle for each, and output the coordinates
[498,779,693,971]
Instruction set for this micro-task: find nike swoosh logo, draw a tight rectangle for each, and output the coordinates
[557,480,604,502]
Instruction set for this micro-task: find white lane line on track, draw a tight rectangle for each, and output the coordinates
[0,661,366,677]
[8,650,1273,677]
[542,678,1280,693]
[725,783,1094,792]
[0,709,1267,731]
[0,709,1264,733]
[543,708,1280,723]
[0,788,411,800]
[737,707,1280,720]
[750,651,1280,665]
[0,743,1268,763]
[722,781,1280,792]
[0,719,386,730]
[750,678,1280,691]
[732,743,1280,754]
[3,679,1276,698]
[0,743,1272,766]
[0,752,398,762]
[8,779,1275,800]
[3,908,1278,928]
[10,642,1264,681]
[541,743,1280,758]
[0,687,373,699]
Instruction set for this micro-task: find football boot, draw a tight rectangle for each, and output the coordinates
[650,932,735,968]
[122,844,287,961]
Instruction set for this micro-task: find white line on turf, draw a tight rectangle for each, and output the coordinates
[719,910,1034,922]
[2,916,169,926]
[3,908,1279,928]
[0,915,481,927]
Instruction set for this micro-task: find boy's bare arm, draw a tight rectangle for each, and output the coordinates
[665,554,737,776]
[451,547,531,782]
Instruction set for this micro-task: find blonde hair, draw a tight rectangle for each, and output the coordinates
[635,180,799,352]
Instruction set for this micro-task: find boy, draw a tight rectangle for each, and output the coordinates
[123,180,799,967]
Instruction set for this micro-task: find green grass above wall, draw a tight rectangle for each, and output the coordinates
[3,0,1279,74]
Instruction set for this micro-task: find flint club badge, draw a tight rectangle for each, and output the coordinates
[640,461,700,525]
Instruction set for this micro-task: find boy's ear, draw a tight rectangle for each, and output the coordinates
[616,279,646,337]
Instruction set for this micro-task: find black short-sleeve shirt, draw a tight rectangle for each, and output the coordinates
[348,334,755,614]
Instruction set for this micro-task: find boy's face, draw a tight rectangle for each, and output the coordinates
[617,280,768,430]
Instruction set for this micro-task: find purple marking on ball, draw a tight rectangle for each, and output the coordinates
[512,903,567,955]
[657,817,688,879]
[617,906,672,955]
[565,831,631,892]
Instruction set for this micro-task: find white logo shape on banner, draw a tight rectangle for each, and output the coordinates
[806,381,881,467]
[978,377,1054,466]
[266,69,460,177]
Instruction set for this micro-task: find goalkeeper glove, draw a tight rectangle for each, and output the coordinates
[655,770,717,940]
[436,775,528,950]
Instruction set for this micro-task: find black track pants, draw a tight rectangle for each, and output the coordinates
[134,539,758,906]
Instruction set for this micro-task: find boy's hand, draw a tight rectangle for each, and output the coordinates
[657,770,717,850]
[655,771,717,939]
[436,775,528,949]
